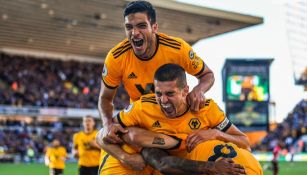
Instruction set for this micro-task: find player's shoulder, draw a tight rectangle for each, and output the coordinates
[199,99,218,112]
[108,38,132,60]
[129,94,158,111]
[158,33,185,50]
[73,131,83,138]
[140,93,158,105]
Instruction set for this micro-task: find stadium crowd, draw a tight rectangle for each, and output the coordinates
[255,99,307,152]
[0,119,77,163]
[0,53,130,109]
[0,53,306,163]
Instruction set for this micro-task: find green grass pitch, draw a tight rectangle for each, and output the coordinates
[0,162,306,175]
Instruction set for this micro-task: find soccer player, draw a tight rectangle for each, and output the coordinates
[104,126,262,175]
[73,115,100,175]
[98,0,217,145]
[97,64,251,175]
[45,139,67,175]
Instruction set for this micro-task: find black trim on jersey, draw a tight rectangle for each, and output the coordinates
[114,46,132,58]
[193,60,206,77]
[159,42,181,50]
[101,77,118,89]
[176,106,190,118]
[159,37,181,47]
[141,96,157,104]
[159,35,181,45]
[135,34,159,61]
[112,41,130,55]
[98,153,110,175]
[166,135,182,150]
[116,113,127,128]
[141,100,158,104]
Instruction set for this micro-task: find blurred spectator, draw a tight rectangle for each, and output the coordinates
[0,53,130,109]
[254,99,307,153]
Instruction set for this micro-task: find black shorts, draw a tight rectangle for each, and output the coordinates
[79,166,99,175]
[50,168,63,175]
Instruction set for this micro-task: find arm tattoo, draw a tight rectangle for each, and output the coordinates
[152,137,165,145]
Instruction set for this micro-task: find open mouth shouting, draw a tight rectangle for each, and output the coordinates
[160,103,176,118]
[131,37,146,55]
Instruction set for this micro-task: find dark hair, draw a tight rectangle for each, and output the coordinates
[154,64,187,89]
[123,1,156,24]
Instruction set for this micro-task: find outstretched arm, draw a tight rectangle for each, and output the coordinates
[120,127,246,175]
[141,148,245,175]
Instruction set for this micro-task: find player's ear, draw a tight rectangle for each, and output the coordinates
[152,23,158,33]
[183,85,189,95]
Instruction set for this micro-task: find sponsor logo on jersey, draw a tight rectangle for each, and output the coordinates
[152,121,161,128]
[128,72,137,79]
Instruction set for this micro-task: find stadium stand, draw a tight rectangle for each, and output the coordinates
[254,99,307,153]
[0,53,130,109]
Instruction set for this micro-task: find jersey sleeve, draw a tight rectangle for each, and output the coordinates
[62,147,67,158]
[166,133,188,151]
[206,100,232,132]
[116,102,140,128]
[101,51,122,89]
[180,39,205,77]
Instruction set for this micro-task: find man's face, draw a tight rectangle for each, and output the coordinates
[154,80,188,118]
[52,139,60,147]
[83,117,95,132]
[124,12,158,58]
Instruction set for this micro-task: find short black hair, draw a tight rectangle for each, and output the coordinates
[123,1,156,24]
[154,64,187,89]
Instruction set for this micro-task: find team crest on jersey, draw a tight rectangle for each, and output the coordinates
[189,50,195,59]
[189,118,201,130]
[102,64,108,77]
[124,103,134,113]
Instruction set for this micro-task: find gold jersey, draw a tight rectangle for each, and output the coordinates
[102,33,206,101]
[117,94,232,135]
[187,140,263,175]
[45,146,67,169]
[73,130,100,167]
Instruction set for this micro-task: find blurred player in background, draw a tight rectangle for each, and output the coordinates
[73,115,100,175]
[272,141,282,175]
[45,139,67,175]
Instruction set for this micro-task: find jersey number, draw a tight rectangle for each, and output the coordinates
[208,144,237,161]
[135,83,154,95]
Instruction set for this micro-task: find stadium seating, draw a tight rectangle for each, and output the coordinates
[0,53,130,109]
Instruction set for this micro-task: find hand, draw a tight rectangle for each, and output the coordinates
[209,158,246,175]
[120,153,146,172]
[187,86,205,112]
[102,123,128,144]
[186,129,220,152]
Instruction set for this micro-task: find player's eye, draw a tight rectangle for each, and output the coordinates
[137,23,147,29]
[155,92,162,97]
[166,92,175,97]
[125,25,133,30]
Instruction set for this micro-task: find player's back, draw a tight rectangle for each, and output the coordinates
[187,140,263,175]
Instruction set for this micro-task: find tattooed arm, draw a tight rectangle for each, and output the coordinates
[121,127,246,175]
[121,127,182,150]
[141,147,245,175]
